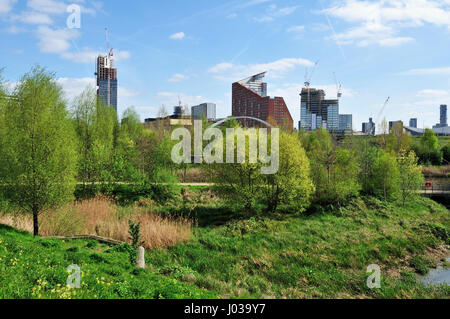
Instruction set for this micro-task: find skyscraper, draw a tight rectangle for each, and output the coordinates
[440,105,447,126]
[362,118,375,135]
[232,72,293,130]
[409,118,417,128]
[433,105,448,129]
[96,54,118,111]
[192,103,217,120]
[299,88,348,132]
[339,114,353,131]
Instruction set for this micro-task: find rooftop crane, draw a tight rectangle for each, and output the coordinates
[333,72,342,99]
[369,97,390,136]
[304,60,319,89]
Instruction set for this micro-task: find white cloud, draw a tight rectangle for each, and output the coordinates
[119,87,141,98]
[56,77,95,102]
[322,0,450,47]
[27,0,68,14]
[255,5,298,22]
[168,73,189,83]
[17,11,53,24]
[169,32,185,40]
[207,62,234,73]
[402,66,450,75]
[5,25,26,34]
[287,25,305,32]
[208,58,315,81]
[416,89,450,98]
[36,26,79,53]
[0,0,17,14]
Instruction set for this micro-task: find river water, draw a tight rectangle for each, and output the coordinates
[419,257,450,286]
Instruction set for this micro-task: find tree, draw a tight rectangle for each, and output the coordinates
[442,143,450,165]
[373,150,400,201]
[306,129,360,205]
[261,131,314,213]
[386,122,411,154]
[72,86,117,184]
[377,118,389,149]
[0,66,78,236]
[355,137,379,195]
[397,150,424,206]
[417,129,442,165]
[121,107,143,143]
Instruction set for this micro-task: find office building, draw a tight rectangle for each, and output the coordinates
[389,121,403,132]
[441,105,448,126]
[433,105,448,129]
[339,114,353,131]
[96,54,118,111]
[299,88,350,134]
[232,72,293,130]
[191,103,217,121]
[362,118,375,135]
[409,118,417,128]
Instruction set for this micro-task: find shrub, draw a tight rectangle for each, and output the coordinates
[306,129,360,205]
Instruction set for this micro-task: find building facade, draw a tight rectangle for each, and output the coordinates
[191,103,217,120]
[409,118,418,128]
[299,88,349,133]
[232,72,293,130]
[96,55,118,111]
[339,114,353,131]
[362,118,375,135]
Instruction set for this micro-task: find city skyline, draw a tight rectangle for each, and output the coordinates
[1,0,450,129]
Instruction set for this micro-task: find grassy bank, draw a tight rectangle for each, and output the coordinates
[0,194,448,299]
[147,196,449,298]
[0,224,214,299]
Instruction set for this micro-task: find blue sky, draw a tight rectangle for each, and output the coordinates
[1,0,450,129]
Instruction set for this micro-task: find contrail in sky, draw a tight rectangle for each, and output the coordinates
[319,0,347,61]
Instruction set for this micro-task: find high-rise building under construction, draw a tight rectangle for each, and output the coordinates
[299,88,352,133]
[96,54,118,111]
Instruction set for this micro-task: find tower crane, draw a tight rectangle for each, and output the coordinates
[369,97,390,136]
[333,72,342,99]
[302,60,319,128]
[304,60,319,89]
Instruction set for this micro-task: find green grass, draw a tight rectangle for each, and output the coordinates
[1,195,448,299]
[0,224,215,299]
[146,196,450,298]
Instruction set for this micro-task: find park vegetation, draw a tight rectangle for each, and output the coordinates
[0,66,448,299]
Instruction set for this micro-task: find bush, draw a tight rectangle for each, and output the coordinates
[306,129,360,205]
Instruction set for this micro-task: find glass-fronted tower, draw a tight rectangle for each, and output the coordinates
[96,54,118,111]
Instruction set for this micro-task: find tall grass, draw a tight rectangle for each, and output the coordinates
[0,196,192,249]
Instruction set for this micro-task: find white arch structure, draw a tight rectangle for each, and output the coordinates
[211,116,274,129]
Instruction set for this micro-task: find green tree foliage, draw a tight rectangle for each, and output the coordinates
[397,150,424,206]
[442,143,450,164]
[386,122,411,154]
[306,129,360,205]
[355,138,379,195]
[261,131,314,213]
[373,150,400,201]
[72,86,118,184]
[413,129,443,165]
[0,66,78,236]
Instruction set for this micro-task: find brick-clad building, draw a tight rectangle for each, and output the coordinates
[232,72,293,130]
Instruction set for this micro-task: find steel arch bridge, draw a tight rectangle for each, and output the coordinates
[211,116,274,129]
